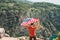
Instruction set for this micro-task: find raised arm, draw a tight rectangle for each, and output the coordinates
[36,19,40,29]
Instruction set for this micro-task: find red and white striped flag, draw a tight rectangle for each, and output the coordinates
[21,18,38,26]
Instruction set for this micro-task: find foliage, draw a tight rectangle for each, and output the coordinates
[0,0,60,38]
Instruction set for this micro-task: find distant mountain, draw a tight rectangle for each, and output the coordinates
[31,2,60,8]
[14,0,33,4]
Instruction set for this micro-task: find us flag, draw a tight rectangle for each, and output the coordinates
[21,18,38,26]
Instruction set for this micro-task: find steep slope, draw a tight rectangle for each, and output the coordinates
[0,0,60,38]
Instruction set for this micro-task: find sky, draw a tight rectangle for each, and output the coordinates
[28,0,60,5]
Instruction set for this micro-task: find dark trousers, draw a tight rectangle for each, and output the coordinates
[29,36,36,40]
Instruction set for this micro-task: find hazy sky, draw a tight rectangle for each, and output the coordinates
[28,0,60,5]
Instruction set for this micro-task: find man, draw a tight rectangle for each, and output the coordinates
[21,20,40,40]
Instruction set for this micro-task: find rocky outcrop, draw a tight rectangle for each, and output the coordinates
[0,28,10,38]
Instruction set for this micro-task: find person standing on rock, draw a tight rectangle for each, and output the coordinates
[21,18,40,40]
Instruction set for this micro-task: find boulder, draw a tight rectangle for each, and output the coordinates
[18,36,26,40]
